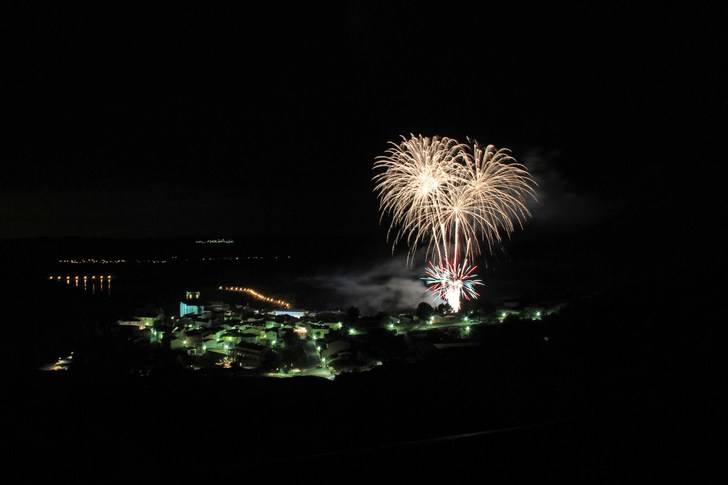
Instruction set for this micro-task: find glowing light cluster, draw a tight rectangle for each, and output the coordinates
[220,286,291,309]
[40,352,73,372]
[58,258,126,264]
[374,134,536,312]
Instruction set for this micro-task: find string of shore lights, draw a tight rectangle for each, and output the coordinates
[219,286,291,309]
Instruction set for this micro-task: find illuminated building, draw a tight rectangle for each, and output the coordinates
[180,290,204,317]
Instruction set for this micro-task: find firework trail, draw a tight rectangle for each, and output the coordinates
[373,135,536,312]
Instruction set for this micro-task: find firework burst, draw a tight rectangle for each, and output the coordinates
[422,260,483,312]
[373,134,466,263]
[373,134,536,312]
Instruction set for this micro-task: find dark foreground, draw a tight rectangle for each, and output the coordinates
[8,310,718,482]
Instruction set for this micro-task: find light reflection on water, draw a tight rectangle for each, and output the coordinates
[47,274,112,295]
[43,261,344,313]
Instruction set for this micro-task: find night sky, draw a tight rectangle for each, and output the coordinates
[2,4,725,245]
[4,8,725,478]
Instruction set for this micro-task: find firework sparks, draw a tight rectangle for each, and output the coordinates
[374,134,536,311]
[422,261,483,312]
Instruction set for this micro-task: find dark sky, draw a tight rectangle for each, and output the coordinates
[2,3,725,241]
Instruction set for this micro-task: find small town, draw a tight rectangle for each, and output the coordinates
[102,287,564,379]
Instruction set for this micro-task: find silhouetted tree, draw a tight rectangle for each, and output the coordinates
[346,306,360,321]
[416,302,434,320]
[282,329,301,347]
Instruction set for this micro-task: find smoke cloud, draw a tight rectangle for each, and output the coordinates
[304,256,436,314]
[522,148,612,226]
